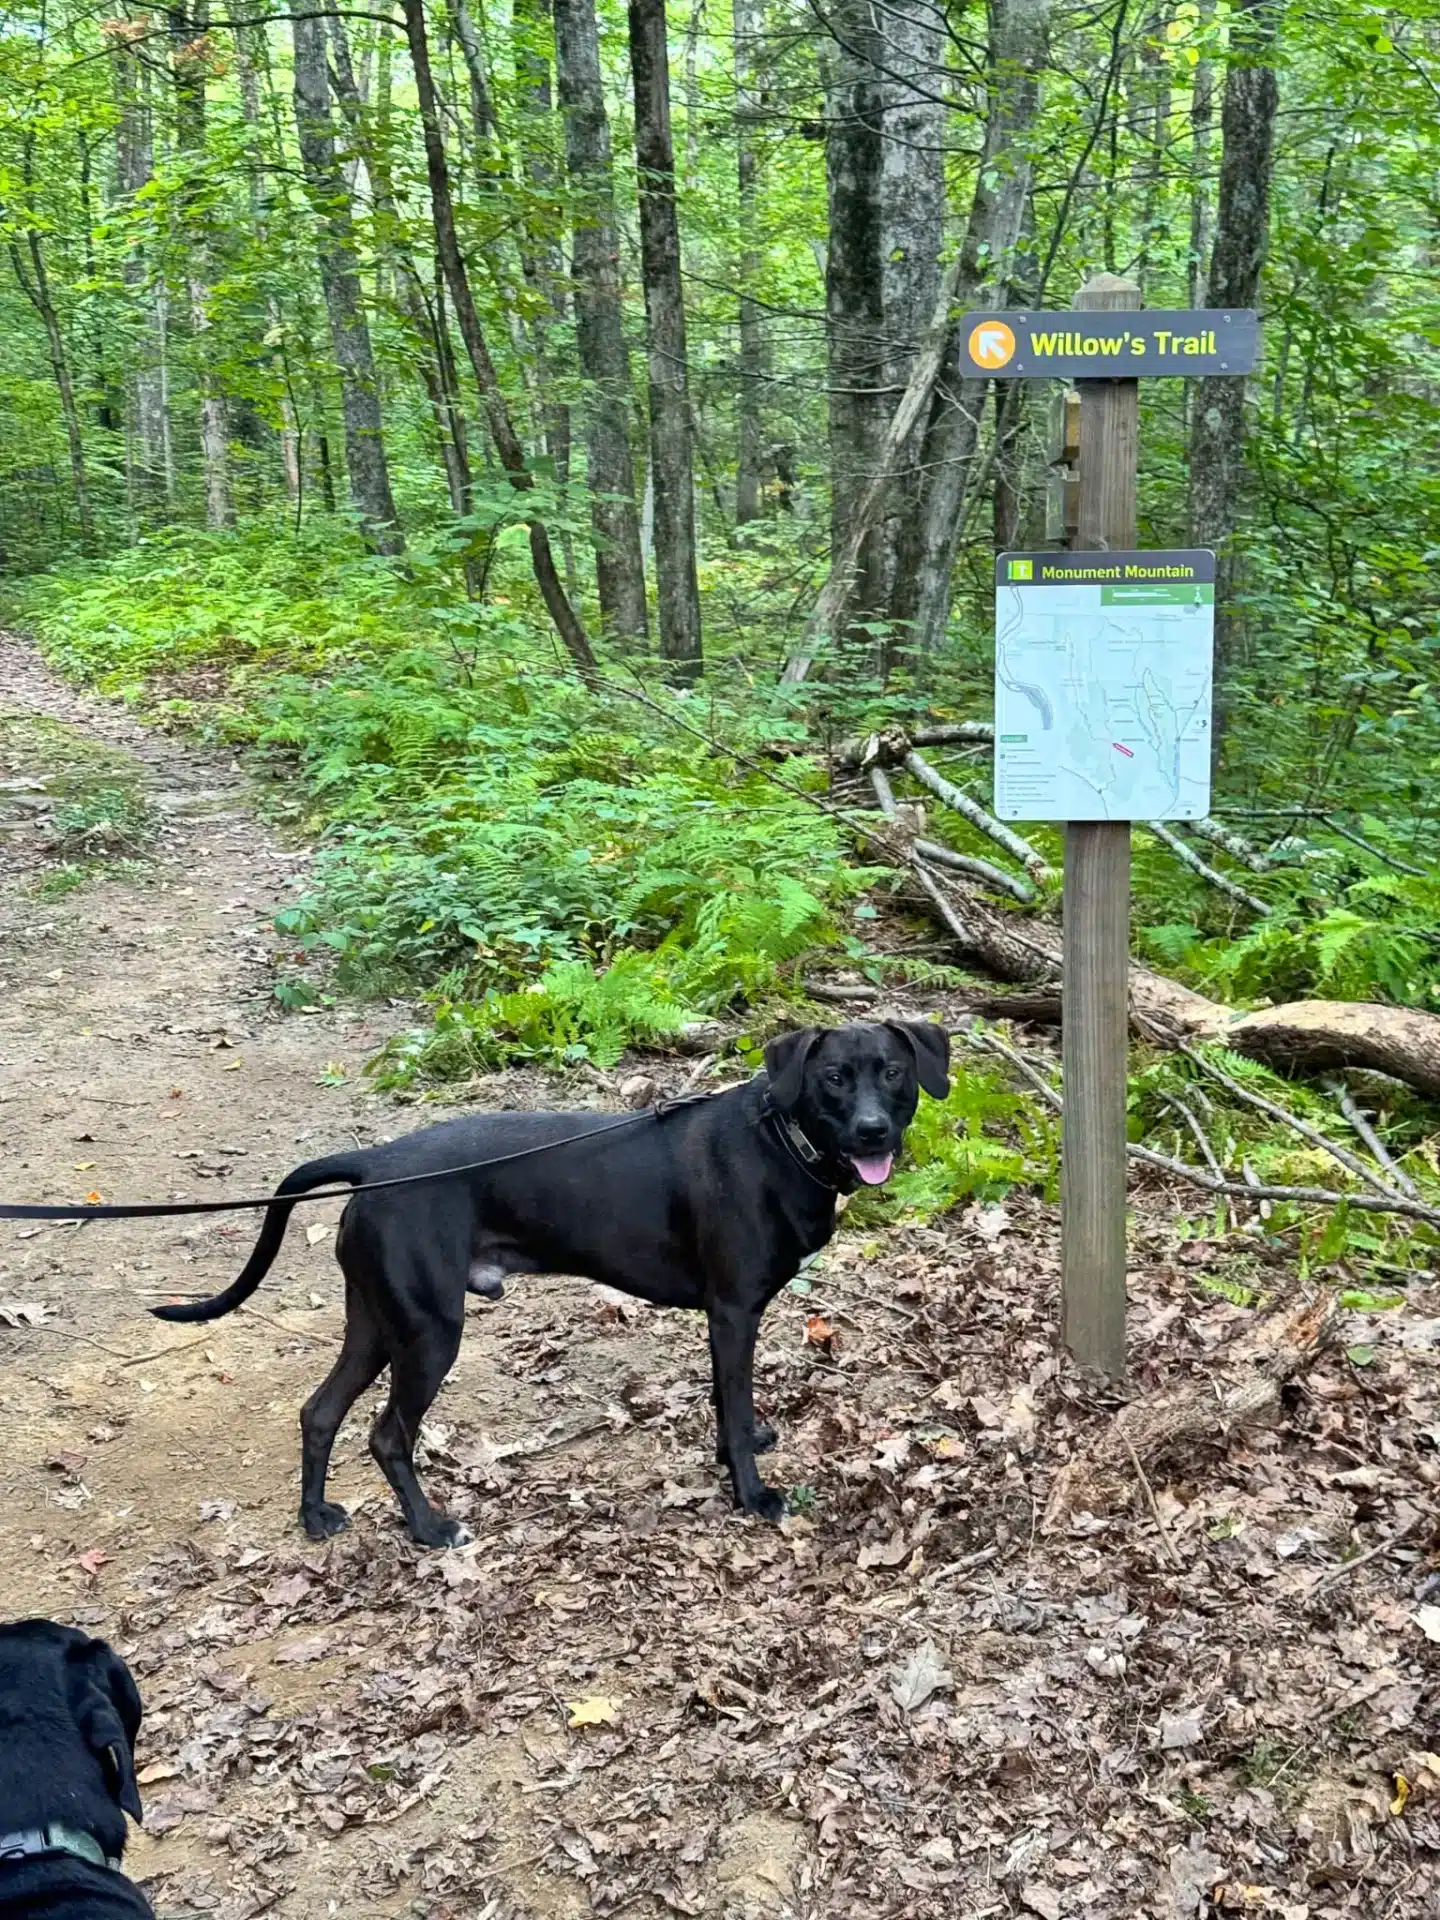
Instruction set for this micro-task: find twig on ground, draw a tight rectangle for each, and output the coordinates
[238,1306,333,1346]
[0,1322,134,1360]
[1123,1434,1183,1569]
[1179,1042,1404,1200]
[1326,1077,1418,1198]
[121,1332,215,1368]
[1308,1516,1419,1596]
[960,1026,1063,1112]
[1143,820,1272,916]
[1160,1093,1227,1180]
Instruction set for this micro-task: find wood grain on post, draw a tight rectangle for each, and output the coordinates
[1061,273,1141,1380]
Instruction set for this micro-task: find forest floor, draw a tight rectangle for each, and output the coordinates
[0,634,1437,1920]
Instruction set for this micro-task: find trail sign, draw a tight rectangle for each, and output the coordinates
[994,549,1215,823]
[961,308,1258,379]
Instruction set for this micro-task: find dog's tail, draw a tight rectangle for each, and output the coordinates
[149,1152,365,1324]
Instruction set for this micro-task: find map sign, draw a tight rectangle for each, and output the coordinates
[961,310,1258,380]
[993,550,1214,822]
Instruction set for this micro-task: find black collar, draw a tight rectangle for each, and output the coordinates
[761,1097,850,1193]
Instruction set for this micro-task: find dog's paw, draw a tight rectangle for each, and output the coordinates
[738,1485,786,1526]
[302,1500,351,1540]
[714,1422,777,1463]
[412,1514,473,1550]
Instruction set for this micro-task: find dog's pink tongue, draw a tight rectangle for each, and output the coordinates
[851,1153,894,1186]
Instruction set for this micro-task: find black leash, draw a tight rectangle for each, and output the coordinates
[0,1096,719,1225]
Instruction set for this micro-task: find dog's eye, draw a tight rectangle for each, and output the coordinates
[825,1069,844,1086]
[884,1065,903,1082]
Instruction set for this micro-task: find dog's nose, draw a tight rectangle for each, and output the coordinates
[854,1117,890,1148]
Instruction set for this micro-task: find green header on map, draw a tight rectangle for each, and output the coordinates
[997,548,1216,588]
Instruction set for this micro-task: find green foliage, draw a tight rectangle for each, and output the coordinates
[48,782,153,858]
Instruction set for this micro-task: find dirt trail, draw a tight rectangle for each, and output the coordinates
[2,637,1435,1918]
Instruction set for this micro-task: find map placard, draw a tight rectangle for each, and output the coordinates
[993,550,1214,822]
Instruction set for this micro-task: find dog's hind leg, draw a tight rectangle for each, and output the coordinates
[709,1324,776,1463]
[369,1311,468,1548]
[299,1285,387,1540]
[709,1299,784,1522]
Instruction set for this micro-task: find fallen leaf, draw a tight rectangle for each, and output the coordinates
[85,1192,103,1205]
[274,1636,331,1665]
[965,1202,1012,1242]
[1004,1384,1038,1443]
[1160,1708,1204,1749]
[306,1222,332,1247]
[137,1760,180,1785]
[1020,1886,1062,1920]
[874,1432,911,1473]
[890,1638,951,1713]
[72,1161,95,1172]
[75,1548,108,1577]
[1412,1606,1440,1644]
[567,1695,621,1729]
[858,1528,909,1570]
[1391,1774,1411,1817]
[804,1314,835,1347]
[0,1300,51,1328]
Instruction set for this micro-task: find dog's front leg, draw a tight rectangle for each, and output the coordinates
[709,1299,784,1523]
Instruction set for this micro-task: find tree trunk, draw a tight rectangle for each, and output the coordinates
[234,20,300,507]
[291,1,405,554]
[8,232,95,548]
[876,0,944,668]
[328,15,477,574]
[169,3,233,531]
[513,0,576,572]
[786,0,1051,682]
[628,0,703,681]
[553,0,649,642]
[111,29,172,508]
[733,0,765,524]
[822,0,886,640]
[887,0,1052,661]
[1187,0,1281,767]
[402,0,599,681]
[1186,0,1216,307]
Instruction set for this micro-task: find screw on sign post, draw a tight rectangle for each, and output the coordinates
[1062,273,1140,1380]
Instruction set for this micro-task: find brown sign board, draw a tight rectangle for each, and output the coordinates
[961,310,1259,379]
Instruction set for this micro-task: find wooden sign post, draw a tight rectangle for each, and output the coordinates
[1061,274,1140,1379]
[978,275,1244,1383]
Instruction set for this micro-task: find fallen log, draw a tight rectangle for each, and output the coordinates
[1225,1002,1440,1101]
[1042,1291,1339,1532]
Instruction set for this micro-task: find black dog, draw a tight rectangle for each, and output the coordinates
[154,1020,949,1544]
[0,1619,152,1919]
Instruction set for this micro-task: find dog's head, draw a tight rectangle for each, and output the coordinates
[0,1618,144,1841]
[763,1020,950,1185]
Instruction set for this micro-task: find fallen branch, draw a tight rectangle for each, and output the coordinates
[1184,815,1276,872]
[1178,1042,1404,1200]
[1326,1078,1418,1199]
[1144,820,1272,917]
[1224,1001,1440,1100]
[1043,1291,1340,1530]
[864,768,1032,901]
[902,749,1053,880]
[835,723,994,768]
[959,1026,1440,1227]
[913,838,1034,903]
[1307,1515,1420,1596]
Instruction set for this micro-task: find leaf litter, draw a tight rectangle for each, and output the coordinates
[8,1172,1440,1915]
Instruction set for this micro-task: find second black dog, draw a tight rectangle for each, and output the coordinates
[153,1019,950,1544]
[0,1618,151,1919]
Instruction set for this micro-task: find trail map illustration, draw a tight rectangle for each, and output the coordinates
[993,550,1214,822]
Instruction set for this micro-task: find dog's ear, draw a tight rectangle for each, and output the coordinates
[886,1019,951,1099]
[763,1027,821,1111]
[73,1642,144,1823]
